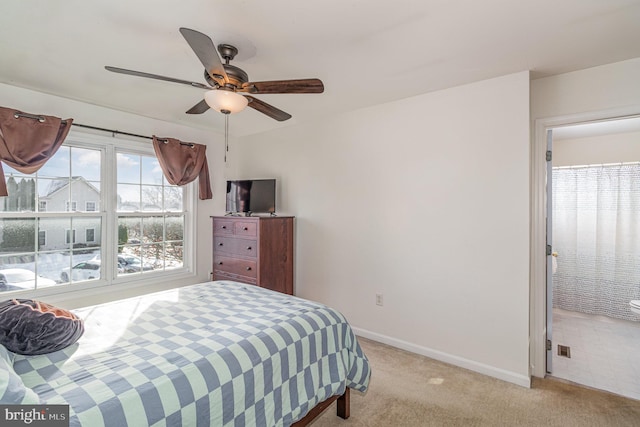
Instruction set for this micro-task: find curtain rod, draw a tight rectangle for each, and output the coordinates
[72,123,194,147]
[12,112,193,147]
[73,122,154,141]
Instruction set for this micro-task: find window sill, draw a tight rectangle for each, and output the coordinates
[3,269,204,309]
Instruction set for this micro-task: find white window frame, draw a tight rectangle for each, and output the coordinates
[66,201,78,212]
[39,201,47,212]
[85,227,95,243]
[94,132,195,287]
[85,201,97,212]
[0,130,196,299]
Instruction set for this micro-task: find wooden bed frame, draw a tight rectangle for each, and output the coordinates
[291,388,350,426]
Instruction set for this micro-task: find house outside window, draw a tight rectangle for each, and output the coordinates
[0,132,193,292]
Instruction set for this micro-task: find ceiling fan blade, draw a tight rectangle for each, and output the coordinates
[239,78,324,94]
[179,28,228,85]
[186,99,210,114]
[105,66,210,89]
[245,96,292,121]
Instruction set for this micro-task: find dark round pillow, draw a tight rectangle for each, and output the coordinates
[0,299,84,355]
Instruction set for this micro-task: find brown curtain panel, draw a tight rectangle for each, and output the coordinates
[0,107,73,196]
[152,136,213,200]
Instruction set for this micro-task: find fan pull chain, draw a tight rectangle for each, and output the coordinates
[224,111,230,163]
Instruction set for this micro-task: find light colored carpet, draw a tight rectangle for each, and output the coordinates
[311,337,640,426]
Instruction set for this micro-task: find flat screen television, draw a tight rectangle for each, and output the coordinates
[225,179,276,215]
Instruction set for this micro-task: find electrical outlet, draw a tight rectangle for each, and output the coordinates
[376,293,383,306]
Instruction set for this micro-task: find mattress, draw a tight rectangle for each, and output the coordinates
[12,281,370,426]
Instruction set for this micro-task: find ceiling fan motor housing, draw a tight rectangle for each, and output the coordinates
[203,64,248,89]
[223,64,248,87]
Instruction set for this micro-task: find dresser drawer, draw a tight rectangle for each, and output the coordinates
[213,219,235,235]
[214,236,257,258]
[234,221,257,237]
[213,271,257,285]
[213,255,257,279]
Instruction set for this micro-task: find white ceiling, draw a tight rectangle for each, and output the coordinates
[2,0,640,137]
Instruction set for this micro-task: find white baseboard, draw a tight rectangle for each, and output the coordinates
[352,327,531,388]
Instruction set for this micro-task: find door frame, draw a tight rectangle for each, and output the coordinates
[545,129,553,373]
[530,106,640,378]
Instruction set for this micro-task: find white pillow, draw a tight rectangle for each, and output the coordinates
[0,344,40,404]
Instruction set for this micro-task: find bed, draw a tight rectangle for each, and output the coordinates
[8,280,371,426]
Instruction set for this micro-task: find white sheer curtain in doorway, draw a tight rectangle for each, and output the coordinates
[553,164,640,321]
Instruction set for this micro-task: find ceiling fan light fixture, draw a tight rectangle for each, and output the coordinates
[204,90,248,114]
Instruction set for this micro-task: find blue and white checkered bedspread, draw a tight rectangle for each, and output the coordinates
[12,281,371,426]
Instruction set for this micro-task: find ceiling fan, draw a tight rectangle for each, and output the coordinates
[105,27,324,121]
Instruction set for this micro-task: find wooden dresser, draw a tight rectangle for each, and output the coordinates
[211,216,294,295]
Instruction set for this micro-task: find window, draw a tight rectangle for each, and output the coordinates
[66,201,78,212]
[0,132,193,293]
[116,153,185,276]
[65,229,76,245]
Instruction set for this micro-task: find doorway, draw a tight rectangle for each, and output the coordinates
[546,117,640,400]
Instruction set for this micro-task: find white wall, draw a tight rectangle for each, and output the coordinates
[529,57,640,378]
[231,72,532,385]
[531,58,640,121]
[0,83,227,307]
[553,131,640,166]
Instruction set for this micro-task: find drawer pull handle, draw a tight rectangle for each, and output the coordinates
[221,226,227,229]
[218,261,223,265]
[243,227,248,231]
[246,246,252,250]
[246,267,252,271]
[218,242,223,246]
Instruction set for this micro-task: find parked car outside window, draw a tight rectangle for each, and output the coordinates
[118,255,153,273]
[0,268,56,290]
[60,260,101,283]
